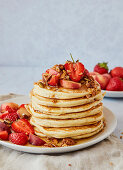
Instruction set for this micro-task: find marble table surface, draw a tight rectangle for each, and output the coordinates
[0,66,123,141]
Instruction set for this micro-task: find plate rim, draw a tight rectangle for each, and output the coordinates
[102,90,123,93]
[102,90,123,98]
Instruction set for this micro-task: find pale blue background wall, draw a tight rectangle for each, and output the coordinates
[0,0,123,94]
[0,0,123,71]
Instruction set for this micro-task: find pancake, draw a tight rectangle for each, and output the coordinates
[72,125,104,139]
[31,90,103,107]
[27,64,105,142]
[31,112,103,127]
[30,118,103,138]
[26,103,103,119]
[31,100,102,115]
[33,81,100,99]
[34,124,104,139]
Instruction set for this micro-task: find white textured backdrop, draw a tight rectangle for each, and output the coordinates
[0,0,123,70]
[0,0,123,94]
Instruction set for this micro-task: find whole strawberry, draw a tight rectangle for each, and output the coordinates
[106,77,123,91]
[9,133,28,145]
[94,62,108,74]
[110,67,123,78]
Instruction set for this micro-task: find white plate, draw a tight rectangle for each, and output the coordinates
[0,96,117,154]
[102,90,123,98]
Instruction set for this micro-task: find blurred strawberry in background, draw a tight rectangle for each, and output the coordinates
[90,62,123,91]
[110,67,123,78]
[94,62,108,74]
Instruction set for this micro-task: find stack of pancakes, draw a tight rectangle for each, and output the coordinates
[26,81,105,139]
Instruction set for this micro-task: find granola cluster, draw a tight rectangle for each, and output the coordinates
[43,137,76,147]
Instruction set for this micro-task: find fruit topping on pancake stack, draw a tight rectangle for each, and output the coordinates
[26,55,105,146]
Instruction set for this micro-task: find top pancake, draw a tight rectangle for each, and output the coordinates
[33,81,100,99]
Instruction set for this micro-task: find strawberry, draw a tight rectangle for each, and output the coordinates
[121,80,123,91]
[19,104,25,108]
[92,73,111,90]
[83,69,90,77]
[0,103,19,113]
[0,121,11,134]
[46,68,58,75]
[65,61,85,82]
[48,75,59,86]
[0,112,18,123]
[60,80,81,89]
[0,112,9,119]
[43,68,60,86]
[12,119,34,135]
[29,133,46,146]
[9,133,28,145]
[106,77,123,91]
[47,69,60,86]
[0,131,9,140]
[94,62,108,74]
[110,67,123,78]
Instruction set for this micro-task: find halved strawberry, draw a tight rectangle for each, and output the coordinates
[9,133,28,145]
[12,119,34,135]
[48,75,59,86]
[0,131,9,140]
[65,61,85,82]
[0,112,18,123]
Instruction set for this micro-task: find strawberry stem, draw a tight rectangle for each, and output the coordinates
[70,53,75,63]
[98,62,108,70]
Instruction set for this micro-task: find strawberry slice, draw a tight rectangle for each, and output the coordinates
[43,68,60,86]
[46,68,60,86]
[60,80,81,89]
[0,131,9,140]
[0,121,11,134]
[9,133,28,145]
[29,133,46,146]
[65,61,85,82]
[48,75,59,86]
[46,68,58,75]
[12,119,34,135]
[0,112,8,119]
[83,69,90,77]
[0,112,18,123]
